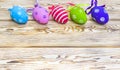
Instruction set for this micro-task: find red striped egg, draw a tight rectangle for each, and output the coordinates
[49,5,68,24]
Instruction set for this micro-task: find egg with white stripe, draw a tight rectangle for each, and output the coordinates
[8,6,28,25]
[49,5,69,24]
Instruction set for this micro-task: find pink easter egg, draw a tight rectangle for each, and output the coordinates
[49,5,68,24]
[32,5,49,25]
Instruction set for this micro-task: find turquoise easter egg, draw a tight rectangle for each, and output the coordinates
[9,6,28,25]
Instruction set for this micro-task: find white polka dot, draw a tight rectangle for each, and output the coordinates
[104,10,107,14]
[79,19,84,23]
[18,7,22,10]
[18,12,22,15]
[74,7,77,10]
[19,19,23,23]
[94,9,100,13]
[72,15,77,19]
[100,17,105,22]
[79,10,82,13]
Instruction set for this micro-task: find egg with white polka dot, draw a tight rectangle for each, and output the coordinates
[8,6,28,25]
[68,5,87,25]
[31,4,49,25]
[91,6,109,25]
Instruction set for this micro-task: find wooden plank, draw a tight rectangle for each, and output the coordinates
[0,20,119,47]
[0,9,120,21]
[0,48,120,70]
[0,0,119,7]
[0,0,120,11]
[0,0,120,47]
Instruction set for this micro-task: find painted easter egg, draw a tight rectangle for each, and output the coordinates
[32,4,49,25]
[8,6,28,25]
[85,0,109,25]
[49,5,69,24]
[69,6,87,25]
[91,6,109,25]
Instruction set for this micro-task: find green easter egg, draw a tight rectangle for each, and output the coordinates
[70,6,87,25]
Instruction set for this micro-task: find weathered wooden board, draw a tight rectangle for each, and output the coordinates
[0,0,120,47]
[0,48,120,70]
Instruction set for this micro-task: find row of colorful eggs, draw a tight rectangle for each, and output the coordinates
[8,0,109,25]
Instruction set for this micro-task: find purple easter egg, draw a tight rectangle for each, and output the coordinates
[85,0,109,25]
[32,5,49,25]
[91,6,109,25]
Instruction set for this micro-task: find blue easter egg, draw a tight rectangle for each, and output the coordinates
[9,6,28,24]
[91,6,109,25]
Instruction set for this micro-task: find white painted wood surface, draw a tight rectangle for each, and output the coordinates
[0,1,120,70]
[0,48,120,70]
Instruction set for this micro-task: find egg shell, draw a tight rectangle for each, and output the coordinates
[70,6,87,25]
[91,6,109,25]
[32,5,49,25]
[49,5,69,24]
[9,6,28,25]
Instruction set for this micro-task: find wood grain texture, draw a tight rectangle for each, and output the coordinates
[0,0,120,47]
[0,48,120,70]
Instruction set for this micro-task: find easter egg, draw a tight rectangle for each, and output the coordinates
[69,6,87,25]
[8,6,28,25]
[32,5,49,25]
[85,0,109,25]
[91,6,109,25]
[49,5,69,24]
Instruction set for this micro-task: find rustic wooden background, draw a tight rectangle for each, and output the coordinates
[0,0,120,70]
[0,48,120,70]
[0,0,119,47]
